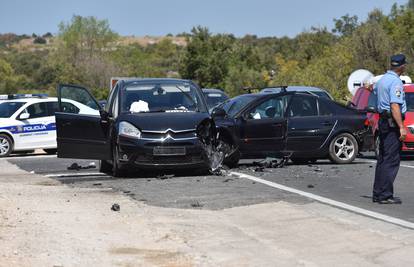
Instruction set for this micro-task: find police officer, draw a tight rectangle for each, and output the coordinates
[373,54,408,204]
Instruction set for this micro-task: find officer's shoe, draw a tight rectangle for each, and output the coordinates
[378,197,402,204]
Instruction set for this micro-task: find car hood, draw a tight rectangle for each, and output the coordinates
[0,118,14,126]
[120,112,210,132]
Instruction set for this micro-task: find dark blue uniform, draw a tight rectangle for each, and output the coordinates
[373,68,406,202]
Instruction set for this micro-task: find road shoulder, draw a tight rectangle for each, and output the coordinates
[1,160,414,266]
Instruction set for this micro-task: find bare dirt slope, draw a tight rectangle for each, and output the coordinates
[1,159,414,267]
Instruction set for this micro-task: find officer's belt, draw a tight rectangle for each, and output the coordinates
[379,111,405,121]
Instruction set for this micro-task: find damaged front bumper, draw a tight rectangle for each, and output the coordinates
[117,135,209,170]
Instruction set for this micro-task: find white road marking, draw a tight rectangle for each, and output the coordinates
[360,159,414,169]
[231,171,414,230]
[1,154,57,160]
[45,172,106,178]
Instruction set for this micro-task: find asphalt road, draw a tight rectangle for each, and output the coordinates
[6,153,414,224]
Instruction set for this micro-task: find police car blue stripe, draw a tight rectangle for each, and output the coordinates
[0,123,56,134]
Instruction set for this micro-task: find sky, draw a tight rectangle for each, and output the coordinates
[0,0,408,37]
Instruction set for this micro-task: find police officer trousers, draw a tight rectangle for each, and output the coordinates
[373,118,402,200]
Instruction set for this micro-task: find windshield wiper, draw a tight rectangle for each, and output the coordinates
[175,85,199,112]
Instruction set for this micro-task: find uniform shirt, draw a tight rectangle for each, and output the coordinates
[374,70,407,114]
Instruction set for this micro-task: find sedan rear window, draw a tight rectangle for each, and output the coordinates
[0,102,25,118]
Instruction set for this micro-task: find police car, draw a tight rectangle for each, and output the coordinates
[0,94,99,157]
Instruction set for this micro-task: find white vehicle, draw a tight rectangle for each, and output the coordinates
[0,94,99,157]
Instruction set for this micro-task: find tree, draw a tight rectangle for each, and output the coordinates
[333,14,359,36]
[351,22,392,74]
[0,58,20,94]
[58,15,118,62]
[179,26,235,88]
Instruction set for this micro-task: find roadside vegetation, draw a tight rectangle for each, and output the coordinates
[1,1,414,101]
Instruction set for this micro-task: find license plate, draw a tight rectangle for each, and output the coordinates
[153,146,186,156]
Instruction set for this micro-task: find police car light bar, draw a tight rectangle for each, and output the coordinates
[0,94,48,100]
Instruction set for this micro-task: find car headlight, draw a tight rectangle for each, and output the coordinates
[119,121,141,139]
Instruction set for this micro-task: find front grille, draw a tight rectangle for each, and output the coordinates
[405,142,414,148]
[135,154,203,164]
[153,146,186,156]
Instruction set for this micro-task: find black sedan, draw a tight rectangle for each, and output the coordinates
[55,79,221,176]
[213,91,373,165]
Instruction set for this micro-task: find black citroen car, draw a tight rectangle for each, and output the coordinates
[55,79,219,176]
[212,90,373,166]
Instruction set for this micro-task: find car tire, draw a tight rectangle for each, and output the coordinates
[0,134,13,157]
[99,160,112,174]
[223,149,240,168]
[112,145,126,177]
[374,134,380,160]
[328,133,358,164]
[43,149,57,155]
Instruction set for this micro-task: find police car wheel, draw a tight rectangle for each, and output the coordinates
[0,134,13,157]
[328,133,358,164]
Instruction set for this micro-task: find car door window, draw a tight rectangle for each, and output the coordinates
[248,95,291,120]
[288,95,318,117]
[25,102,48,119]
[59,85,100,115]
[47,101,79,115]
[318,100,333,116]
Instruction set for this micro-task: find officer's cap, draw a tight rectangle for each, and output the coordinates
[391,54,407,67]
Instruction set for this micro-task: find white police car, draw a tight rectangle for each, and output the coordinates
[0,94,99,157]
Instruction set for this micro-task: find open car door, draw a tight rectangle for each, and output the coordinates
[55,84,111,160]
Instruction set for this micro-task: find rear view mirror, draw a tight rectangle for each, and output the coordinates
[211,107,226,118]
[19,112,30,120]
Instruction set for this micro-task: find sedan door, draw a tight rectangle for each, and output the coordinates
[55,84,111,160]
[286,95,335,152]
[239,95,290,157]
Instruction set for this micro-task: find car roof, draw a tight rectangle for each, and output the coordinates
[404,84,414,92]
[261,86,328,93]
[121,78,194,86]
[0,97,58,104]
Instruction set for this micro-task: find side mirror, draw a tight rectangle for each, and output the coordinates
[99,110,109,121]
[19,113,30,120]
[211,107,226,118]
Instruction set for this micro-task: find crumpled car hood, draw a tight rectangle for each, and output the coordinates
[120,112,210,131]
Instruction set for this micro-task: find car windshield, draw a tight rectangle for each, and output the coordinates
[0,102,25,118]
[406,92,414,112]
[122,83,203,113]
[221,95,257,117]
[203,92,229,109]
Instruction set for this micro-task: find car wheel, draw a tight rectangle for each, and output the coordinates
[328,133,358,164]
[112,145,126,177]
[374,134,380,160]
[0,134,13,157]
[223,149,240,168]
[43,149,57,155]
[99,160,112,174]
